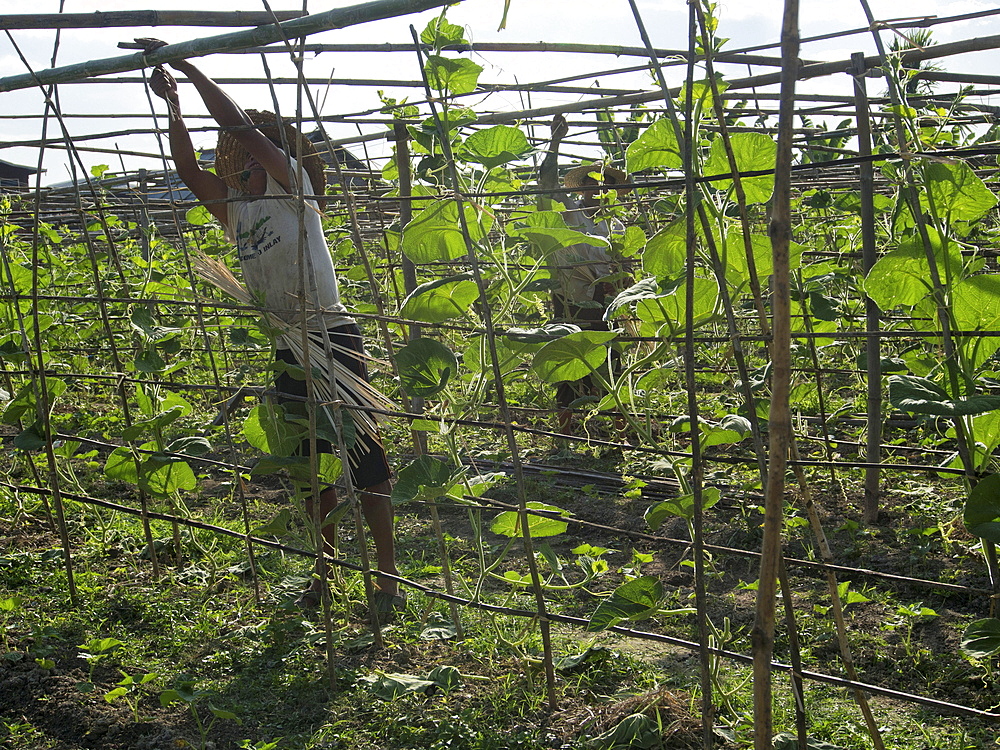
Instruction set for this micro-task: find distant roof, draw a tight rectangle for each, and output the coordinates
[0,157,41,175]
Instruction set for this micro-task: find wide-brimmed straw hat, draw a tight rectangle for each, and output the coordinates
[215,109,326,208]
[563,162,631,193]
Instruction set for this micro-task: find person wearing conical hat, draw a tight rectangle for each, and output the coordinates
[538,114,631,436]
[143,41,400,616]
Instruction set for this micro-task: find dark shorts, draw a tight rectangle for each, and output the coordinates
[274,323,391,490]
[552,291,620,409]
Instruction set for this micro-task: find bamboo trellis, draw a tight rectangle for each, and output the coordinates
[4,1,1000,748]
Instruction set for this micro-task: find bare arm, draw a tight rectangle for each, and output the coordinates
[138,38,293,192]
[149,66,228,225]
[168,59,293,192]
[538,114,570,208]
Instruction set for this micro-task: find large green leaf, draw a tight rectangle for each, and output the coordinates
[921,161,998,224]
[509,210,607,258]
[645,487,721,529]
[395,338,458,398]
[242,404,302,457]
[391,455,459,504]
[587,575,664,631]
[491,502,569,538]
[367,673,437,700]
[952,274,1000,369]
[423,55,483,95]
[863,228,963,309]
[460,125,531,169]
[703,132,776,204]
[139,448,197,497]
[589,714,661,750]
[530,330,617,383]
[635,276,718,335]
[419,16,467,46]
[642,222,686,279]
[964,474,1000,544]
[104,447,139,484]
[625,118,682,172]
[888,375,1000,417]
[399,273,480,324]
[961,618,1000,659]
[1,378,67,425]
[724,229,803,285]
[401,200,491,263]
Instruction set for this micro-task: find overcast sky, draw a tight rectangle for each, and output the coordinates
[2,0,1000,185]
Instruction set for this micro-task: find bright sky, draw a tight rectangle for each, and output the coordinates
[2,0,1000,185]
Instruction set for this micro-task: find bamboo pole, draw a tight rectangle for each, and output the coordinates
[0,0,460,92]
[407,23,559,708]
[852,53,882,524]
[753,0,798,747]
[0,11,304,29]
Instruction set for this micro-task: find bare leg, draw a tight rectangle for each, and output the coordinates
[304,481,398,598]
[359,479,398,597]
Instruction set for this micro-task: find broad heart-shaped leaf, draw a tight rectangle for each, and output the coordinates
[953,274,1000,370]
[460,125,531,169]
[1,378,67,426]
[625,117,682,172]
[504,324,581,345]
[888,374,1000,417]
[250,508,293,538]
[395,338,458,398]
[419,16,467,46]
[530,330,617,383]
[589,714,660,750]
[401,199,491,263]
[425,665,461,692]
[122,405,184,442]
[508,209,608,257]
[399,273,479,324]
[367,672,437,700]
[139,448,197,497]
[863,227,963,310]
[642,222,686,279]
[13,422,47,451]
[921,160,998,224]
[391,455,459,504]
[645,487,721,529]
[587,575,664,631]
[105,446,139,484]
[964,474,1000,544]
[961,618,1000,659]
[491,501,570,538]
[242,404,302,456]
[635,276,719,336]
[703,132,777,204]
[423,54,483,95]
[723,229,803,286]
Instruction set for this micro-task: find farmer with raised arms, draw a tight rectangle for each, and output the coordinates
[539,113,631,436]
[142,40,400,616]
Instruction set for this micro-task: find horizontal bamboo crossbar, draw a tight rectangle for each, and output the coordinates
[0,10,304,29]
[0,0,458,92]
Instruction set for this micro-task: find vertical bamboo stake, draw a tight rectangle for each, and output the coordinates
[391,122,463,638]
[7,31,164,581]
[753,1,798,747]
[409,24,558,708]
[851,52,882,523]
[624,1,713,743]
